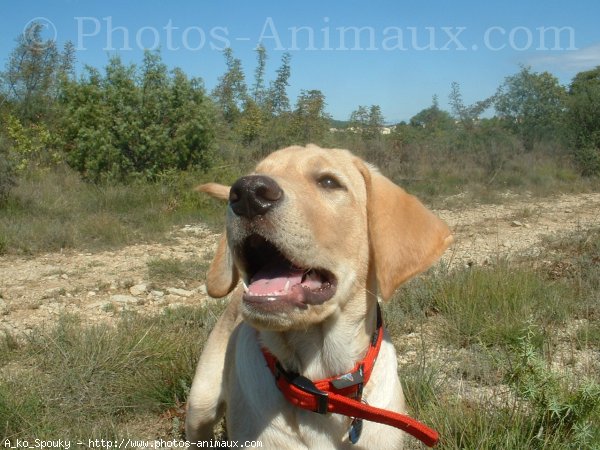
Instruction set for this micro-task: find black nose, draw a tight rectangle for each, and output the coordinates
[229,175,283,219]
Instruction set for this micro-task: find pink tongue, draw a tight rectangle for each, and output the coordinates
[248,263,305,296]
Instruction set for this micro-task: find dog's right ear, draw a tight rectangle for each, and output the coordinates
[206,231,239,298]
[195,183,230,201]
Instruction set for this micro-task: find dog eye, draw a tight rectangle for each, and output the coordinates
[317,175,344,190]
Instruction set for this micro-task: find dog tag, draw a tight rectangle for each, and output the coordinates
[348,418,363,444]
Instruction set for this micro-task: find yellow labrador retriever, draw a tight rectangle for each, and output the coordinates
[186,145,452,449]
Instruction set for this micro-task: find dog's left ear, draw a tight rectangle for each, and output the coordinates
[196,182,239,297]
[354,160,453,301]
[206,231,239,298]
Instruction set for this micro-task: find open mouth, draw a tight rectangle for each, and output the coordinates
[238,234,337,310]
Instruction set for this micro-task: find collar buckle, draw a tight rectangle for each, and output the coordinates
[277,362,329,414]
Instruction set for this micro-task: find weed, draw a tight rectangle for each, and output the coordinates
[506,324,600,448]
[0,302,226,440]
[0,165,239,255]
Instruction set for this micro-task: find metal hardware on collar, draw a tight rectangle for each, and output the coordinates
[331,365,364,390]
[348,417,363,444]
[260,304,440,447]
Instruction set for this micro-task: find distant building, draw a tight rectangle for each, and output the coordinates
[329,126,395,134]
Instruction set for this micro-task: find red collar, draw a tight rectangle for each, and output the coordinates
[261,305,439,447]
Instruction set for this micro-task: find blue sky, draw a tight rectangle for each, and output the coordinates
[1,0,599,123]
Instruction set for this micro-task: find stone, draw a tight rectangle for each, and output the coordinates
[110,294,140,305]
[42,287,64,299]
[167,287,193,298]
[129,283,147,296]
[511,220,523,227]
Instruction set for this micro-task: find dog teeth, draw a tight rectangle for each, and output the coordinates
[242,281,249,293]
[284,280,290,292]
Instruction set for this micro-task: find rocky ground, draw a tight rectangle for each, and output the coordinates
[1,192,600,339]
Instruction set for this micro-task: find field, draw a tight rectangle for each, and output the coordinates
[1,169,599,449]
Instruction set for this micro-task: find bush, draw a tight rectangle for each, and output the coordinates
[0,133,16,204]
[568,66,600,176]
[507,325,600,447]
[573,144,600,177]
[60,51,217,182]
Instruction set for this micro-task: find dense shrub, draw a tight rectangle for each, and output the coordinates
[60,51,217,182]
[0,136,16,203]
[568,66,600,176]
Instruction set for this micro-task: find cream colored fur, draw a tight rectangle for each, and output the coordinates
[185,145,452,449]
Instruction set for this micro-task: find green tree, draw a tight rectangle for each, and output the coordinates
[237,98,267,146]
[0,21,74,123]
[61,51,216,181]
[494,66,567,151]
[448,81,494,130]
[291,89,330,144]
[4,114,57,172]
[267,52,292,115]
[410,95,454,131]
[212,48,248,125]
[349,104,385,140]
[0,130,16,204]
[251,45,267,106]
[567,66,600,175]
[349,105,369,130]
[237,46,270,146]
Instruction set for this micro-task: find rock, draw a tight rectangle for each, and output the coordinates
[167,287,193,298]
[42,287,64,299]
[150,290,164,298]
[129,283,147,296]
[110,294,140,305]
[511,220,524,227]
[61,273,69,280]
[87,291,97,297]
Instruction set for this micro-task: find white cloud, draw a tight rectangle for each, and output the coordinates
[530,43,600,71]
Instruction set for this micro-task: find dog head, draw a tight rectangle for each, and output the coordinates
[198,145,452,330]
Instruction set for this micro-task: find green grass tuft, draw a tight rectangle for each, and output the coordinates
[0,302,226,440]
[0,166,239,255]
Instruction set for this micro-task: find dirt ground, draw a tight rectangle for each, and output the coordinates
[1,192,600,338]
